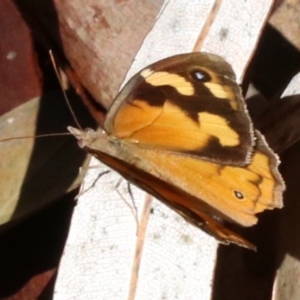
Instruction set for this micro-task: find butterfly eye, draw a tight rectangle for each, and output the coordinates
[191,69,211,82]
[234,190,244,200]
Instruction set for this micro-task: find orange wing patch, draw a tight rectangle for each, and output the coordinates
[141,69,195,96]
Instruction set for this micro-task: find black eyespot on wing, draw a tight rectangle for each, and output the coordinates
[234,190,244,200]
[190,69,211,82]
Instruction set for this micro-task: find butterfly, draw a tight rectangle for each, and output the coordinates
[68,52,285,250]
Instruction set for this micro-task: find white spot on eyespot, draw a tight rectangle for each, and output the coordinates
[194,71,205,81]
[7,118,14,124]
[234,190,244,200]
[6,51,17,60]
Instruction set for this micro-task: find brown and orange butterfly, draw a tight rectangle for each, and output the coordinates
[69,52,285,250]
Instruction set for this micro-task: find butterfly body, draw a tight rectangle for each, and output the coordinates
[69,52,285,249]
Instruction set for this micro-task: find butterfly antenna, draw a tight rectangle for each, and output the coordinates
[49,50,82,130]
[0,132,71,143]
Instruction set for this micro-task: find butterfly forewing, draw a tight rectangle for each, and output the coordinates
[105,53,254,166]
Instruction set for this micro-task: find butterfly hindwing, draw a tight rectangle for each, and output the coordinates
[76,136,256,250]
[69,122,284,249]
[120,130,284,227]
